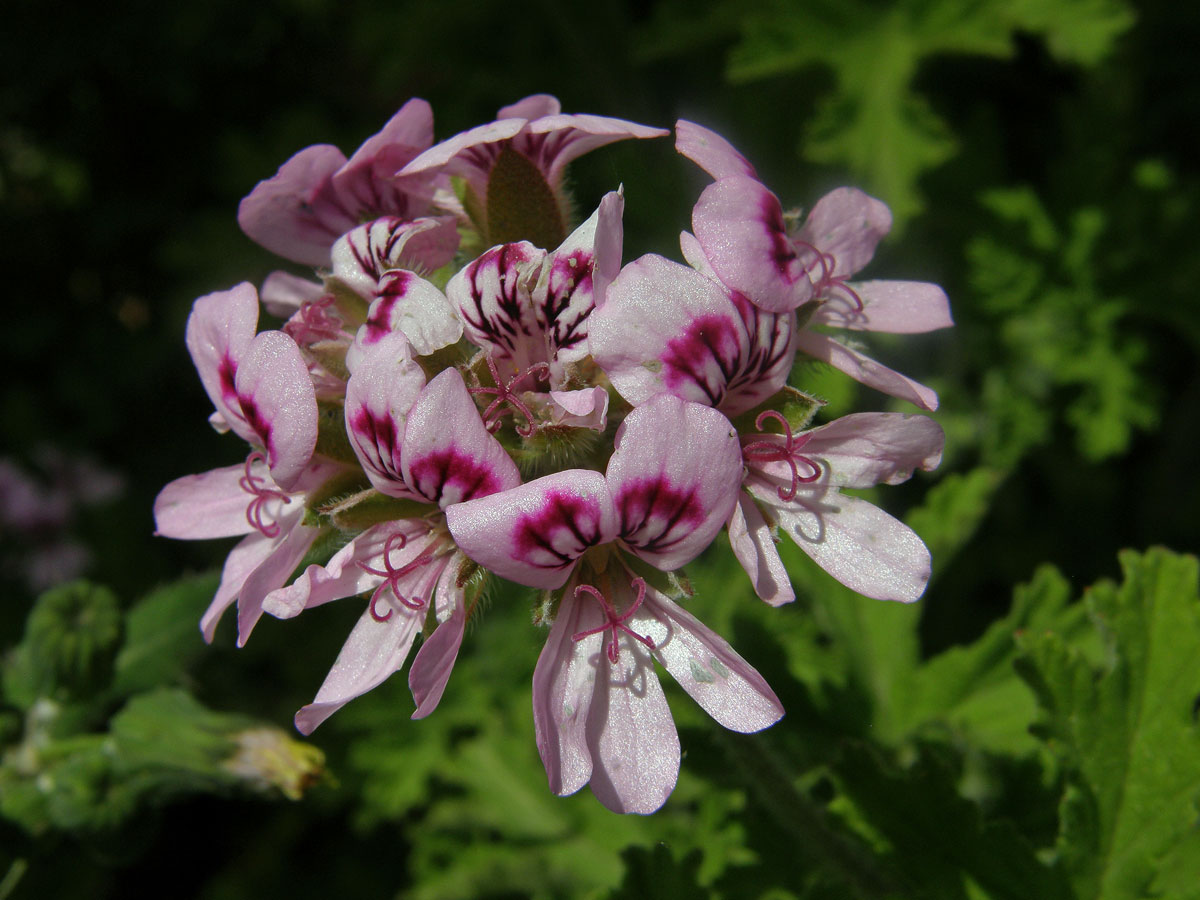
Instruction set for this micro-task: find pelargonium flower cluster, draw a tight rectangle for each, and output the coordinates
[155,94,950,814]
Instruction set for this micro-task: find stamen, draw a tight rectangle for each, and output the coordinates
[468,355,550,437]
[741,410,822,501]
[239,451,291,537]
[357,531,433,621]
[789,240,864,313]
[571,577,655,664]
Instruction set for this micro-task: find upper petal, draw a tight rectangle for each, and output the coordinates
[606,395,742,571]
[798,187,892,280]
[237,144,355,266]
[347,269,463,368]
[185,282,260,434]
[344,331,427,497]
[401,367,522,507]
[445,241,546,371]
[446,470,616,590]
[331,216,460,300]
[675,119,758,181]
[233,330,319,488]
[692,175,815,313]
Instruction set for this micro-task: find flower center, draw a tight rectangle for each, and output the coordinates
[356,531,438,621]
[741,410,822,501]
[469,354,550,437]
[570,576,655,664]
[239,451,291,537]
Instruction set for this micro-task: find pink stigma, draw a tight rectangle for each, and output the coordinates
[468,355,550,437]
[239,452,291,537]
[357,531,432,621]
[571,577,655,664]
[741,410,822,501]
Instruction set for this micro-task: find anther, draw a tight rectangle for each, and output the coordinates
[571,577,656,664]
[239,451,291,537]
[741,410,822,501]
[468,355,550,437]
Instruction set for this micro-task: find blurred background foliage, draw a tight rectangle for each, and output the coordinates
[2,0,1198,897]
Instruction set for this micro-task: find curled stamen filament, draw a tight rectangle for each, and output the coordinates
[741,410,822,501]
[790,240,864,312]
[571,577,656,664]
[468,355,550,437]
[239,451,291,537]
[357,532,434,621]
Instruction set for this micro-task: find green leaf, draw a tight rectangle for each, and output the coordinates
[1014,548,1200,899]
[111,572,219,696]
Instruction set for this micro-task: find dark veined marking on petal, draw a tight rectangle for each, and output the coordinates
[615,476,704,555]
[237,394,273,461]
[539,249,594,352]
[218,355,239,410]
[460,244,536,355]
[361,290,404,345]
[349,406,401,480]
[661,314,742,407]
[407,446,503,506]
[512,489,602,570]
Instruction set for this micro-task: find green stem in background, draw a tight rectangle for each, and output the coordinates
[0,860,28,900]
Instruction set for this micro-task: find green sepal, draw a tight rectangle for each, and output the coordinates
[320,488,433,532]
[305,340,350,382]
[731,384,825,436]
[313,399,359,465]
[486,146,566,249]
[19,582,123,702]
[322,277,370,328]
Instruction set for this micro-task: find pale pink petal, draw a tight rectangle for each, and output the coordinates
[237,144,355,266]
[592,254,759,411]
[260,271,326,318]
[235,517,320,645]
[348,270,462,366]
[200,530,275,643]
[798,187,892,279]
[606,395,742,571]
[401,367,521,506]
[586,637,679,815]
[344,331,427,497]
[294,600,424,735]
[445,241,546,371]
[799,413,945,488]
[409,559,468,719]
[498,94,561,120]
[521,114,670,189]
[233,331,319,488]
[637,587,784,732]
[692,176,816,313]
[759,487,932,603]
[589,189,625,312]
[533,586,603,797]
[675,119,758,181]
[548,387,609,431]
[399,118,528,185]
[812,280,953,334]
[185,282,259,433]
[340,98,433,176]
[727,493,795,606]
[446,470,616,590]
[795,330,939,411]
[154,464,255,539]
[331,216,459,299]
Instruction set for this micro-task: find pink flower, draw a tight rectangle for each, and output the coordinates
[446,394,781,813]
[261,332,522,732]
[677,120,953,410]
[154,283,331,643]
[734,411,945,605]
[238,99,443,266]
